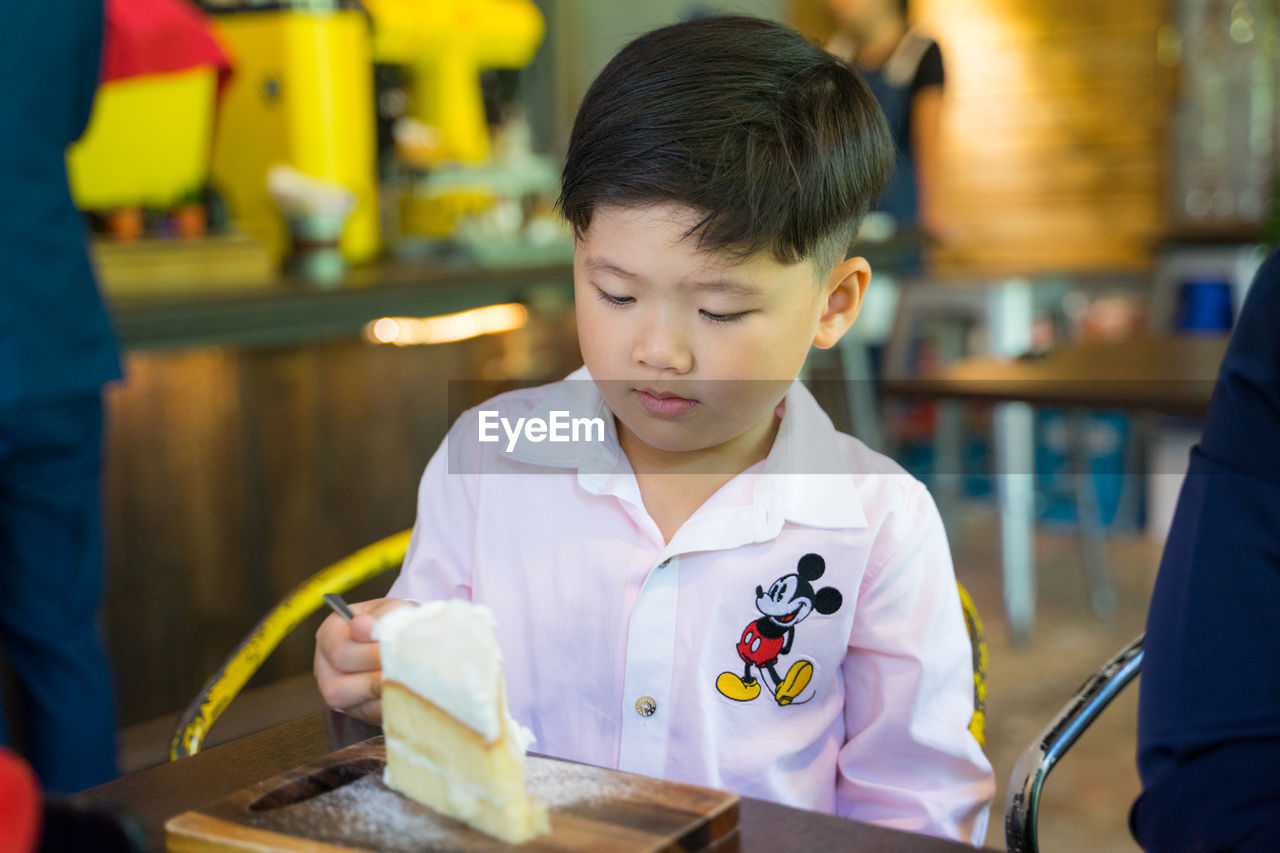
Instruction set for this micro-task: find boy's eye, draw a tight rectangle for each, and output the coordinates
[593,286,634,307]
[700,309,749,324]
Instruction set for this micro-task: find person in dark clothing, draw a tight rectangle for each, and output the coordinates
[0,1,123,791]
[826,0,945,272]
[1130,243,1280,852]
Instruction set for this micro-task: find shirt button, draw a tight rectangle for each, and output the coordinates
[658,558,671,569]
[635,695,657,717]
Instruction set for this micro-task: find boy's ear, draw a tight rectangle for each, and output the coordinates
[812,256,871,350]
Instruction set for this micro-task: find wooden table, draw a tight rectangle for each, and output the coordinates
[880,334,1229,639]
[74,711,983,852]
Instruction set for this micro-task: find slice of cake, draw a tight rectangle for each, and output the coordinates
[373,600,550,844]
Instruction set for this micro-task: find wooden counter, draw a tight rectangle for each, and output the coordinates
[109,256,574,351]
[101,258,582,726]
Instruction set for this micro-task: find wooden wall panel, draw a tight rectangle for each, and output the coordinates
[791,0,1173,274]
[103,309,581,725]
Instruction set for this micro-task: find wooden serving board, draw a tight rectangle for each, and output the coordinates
[166,737,739,852]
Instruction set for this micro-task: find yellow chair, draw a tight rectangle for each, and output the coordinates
[958,582,988,747]
[170,534,987,756]
[168,529,412,760]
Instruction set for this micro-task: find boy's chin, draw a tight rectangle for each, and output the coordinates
[617,416,759,461]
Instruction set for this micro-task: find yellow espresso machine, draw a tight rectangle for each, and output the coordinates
[207,0,544,266]
[208,3,379,264]
[363,0,544,164]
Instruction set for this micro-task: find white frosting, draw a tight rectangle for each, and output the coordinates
[374,599,534,749]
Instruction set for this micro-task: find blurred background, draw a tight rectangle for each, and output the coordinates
[27,0,1280,849]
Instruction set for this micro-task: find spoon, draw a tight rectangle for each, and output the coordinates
[323,593,355,622]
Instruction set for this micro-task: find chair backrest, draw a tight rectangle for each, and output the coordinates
[957,582,988,747]
[1003,633,1144,853]
[169,529,412,760]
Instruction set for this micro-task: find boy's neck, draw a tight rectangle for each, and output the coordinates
[617,408,780,478]
[618,410,781,545]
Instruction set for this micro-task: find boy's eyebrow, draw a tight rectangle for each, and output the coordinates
[689,277,764,298]
[583,258,638,279]
[584,257,763,297]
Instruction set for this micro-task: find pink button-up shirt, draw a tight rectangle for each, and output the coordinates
[389,368,995,845]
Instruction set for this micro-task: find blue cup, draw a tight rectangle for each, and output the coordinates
[1175,278,1233,333]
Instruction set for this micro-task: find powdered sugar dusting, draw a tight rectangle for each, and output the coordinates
[252,773,465,852]
[526,757,644,808]
[248,755,650,850]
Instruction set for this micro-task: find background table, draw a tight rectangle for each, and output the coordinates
[881,335,1227,416]
[75,711,986,852]
[881,334,1228,639]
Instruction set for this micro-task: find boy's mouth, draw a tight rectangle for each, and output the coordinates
[635,388,699,418]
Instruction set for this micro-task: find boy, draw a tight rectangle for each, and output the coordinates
[315,15,994,845]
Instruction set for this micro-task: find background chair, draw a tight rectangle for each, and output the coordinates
[168,529,411,760]
[1004,633,1144,853]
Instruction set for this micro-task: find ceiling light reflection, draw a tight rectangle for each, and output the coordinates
[363,303,529,346]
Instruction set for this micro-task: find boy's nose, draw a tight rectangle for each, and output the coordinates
[632,317,693,373]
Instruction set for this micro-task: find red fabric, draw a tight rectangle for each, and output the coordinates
[0,748,40,853]
[101,0,230,83]
[736,620,785,667]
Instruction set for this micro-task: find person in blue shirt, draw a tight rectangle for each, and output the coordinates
[1131,243,1280,851]
[0,0,123,791]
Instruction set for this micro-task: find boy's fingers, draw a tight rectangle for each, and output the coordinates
[317,670,381,713]
[315,615,380,675]
[313,597,412,721]
[316,610,361,644]
[353,597,416,622]
[348,613,379,644]
[338,598,415,644]
[326,634,382,674]
[342,698,383,726]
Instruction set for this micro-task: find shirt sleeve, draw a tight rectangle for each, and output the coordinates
[836,481,995,846]
[387,408,482,603]
[909,40,945,95]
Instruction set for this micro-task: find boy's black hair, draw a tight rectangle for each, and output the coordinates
[558,15,894,274]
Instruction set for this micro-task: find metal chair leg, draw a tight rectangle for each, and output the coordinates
[1068,409,1116,620]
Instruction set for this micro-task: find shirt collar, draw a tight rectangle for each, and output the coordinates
[503,367,868,531]
[500,366,620,487]
[759,380,868,531]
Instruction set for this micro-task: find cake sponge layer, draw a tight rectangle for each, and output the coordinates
[382,678,549,843]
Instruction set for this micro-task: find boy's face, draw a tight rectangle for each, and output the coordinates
[574,202,864,462]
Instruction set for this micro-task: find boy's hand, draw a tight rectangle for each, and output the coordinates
[314,597,414,724]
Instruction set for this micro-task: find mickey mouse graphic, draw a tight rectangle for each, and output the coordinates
[716,553,843,706]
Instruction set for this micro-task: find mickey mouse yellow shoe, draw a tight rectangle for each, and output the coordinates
[775,660,813,705]
[716,672,761,702]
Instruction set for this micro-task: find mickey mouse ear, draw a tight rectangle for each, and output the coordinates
[797,553,825,581]
[815,586,843,615]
